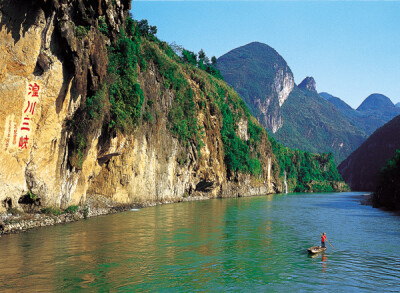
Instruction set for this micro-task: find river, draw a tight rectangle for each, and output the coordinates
[0,192,399,292]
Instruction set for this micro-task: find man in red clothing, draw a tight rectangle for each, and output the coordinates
[321,232,327,248]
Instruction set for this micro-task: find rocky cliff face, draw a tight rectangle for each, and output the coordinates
[0,1,280,213]
[0,0,130,212]
[217,42,294,133]
[298,76,317,92]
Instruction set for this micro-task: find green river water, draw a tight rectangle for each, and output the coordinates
[0,192,399,292]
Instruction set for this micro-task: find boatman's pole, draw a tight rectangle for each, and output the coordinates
[326,239,335,250]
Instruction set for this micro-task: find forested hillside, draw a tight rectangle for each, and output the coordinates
[339,115,400,191]
[274,85,365,164]
[218,43,365,163]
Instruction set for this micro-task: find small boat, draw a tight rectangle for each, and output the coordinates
[307,246,327,254]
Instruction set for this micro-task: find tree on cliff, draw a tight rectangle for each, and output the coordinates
[137,19,157,37]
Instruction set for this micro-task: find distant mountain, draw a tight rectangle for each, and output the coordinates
[357,93,395,112]
[396,102,400,108]
[217,42,294,133]
[218,42,365,163]
[321,92,400,136]
[274,82,365,163]
[339,115,400,191]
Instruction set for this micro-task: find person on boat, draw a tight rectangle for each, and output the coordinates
[321,232,327,248]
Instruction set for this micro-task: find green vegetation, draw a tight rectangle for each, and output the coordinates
[69,15,227,169]
[217,42,290,117]
[42,206,79,215]
[116,18,341,185]
[107,28,144,132]
[213,83,263,176]
[217,42,365,164]
[98,16,108,35]
[271,137,343,192]
[64,205,79,214]
[67,15,345,192]
[373,149,400,210]
[143,41,203,147]
[183,49,223,79]
[75,25,89,40]
[41,207,63,216]
[83,206,89,219]
[275,88,366,164]
[141,31,264,175]
[143,110,153,122]
[68,127,87,169]
[169,43,223,80]
[69,84,108,169]
[137,19,158,38]
[28,190,37,201]
[320,92,394,137]
[68,17,145,169]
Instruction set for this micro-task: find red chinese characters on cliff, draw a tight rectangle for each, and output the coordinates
[28,83,40,97]
[19,135,29,149]
[19,83,40,150]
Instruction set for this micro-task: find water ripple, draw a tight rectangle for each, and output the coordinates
[0,193,400,291]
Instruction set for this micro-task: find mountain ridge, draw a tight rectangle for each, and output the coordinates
[217,42,366,163]
[321,92,400,136]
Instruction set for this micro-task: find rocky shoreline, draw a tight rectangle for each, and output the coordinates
[0,194,212,236]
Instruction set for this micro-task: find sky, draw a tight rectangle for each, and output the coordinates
[131,1,400,109]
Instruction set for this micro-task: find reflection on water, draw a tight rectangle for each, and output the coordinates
[322,254,327,273]
[0,192,399,291]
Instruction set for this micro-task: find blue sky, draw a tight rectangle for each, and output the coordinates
[131,1,400,109]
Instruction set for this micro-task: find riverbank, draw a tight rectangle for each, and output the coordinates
[0,194,212,235]
[0,188,351,235]
[357,192,373,205]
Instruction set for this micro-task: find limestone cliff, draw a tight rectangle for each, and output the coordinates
[217,42,294,134]
[0,0,281,213]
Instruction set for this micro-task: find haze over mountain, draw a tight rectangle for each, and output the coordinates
[218,42,366,163]
[321,92,400,136]
[339,115,400,191]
